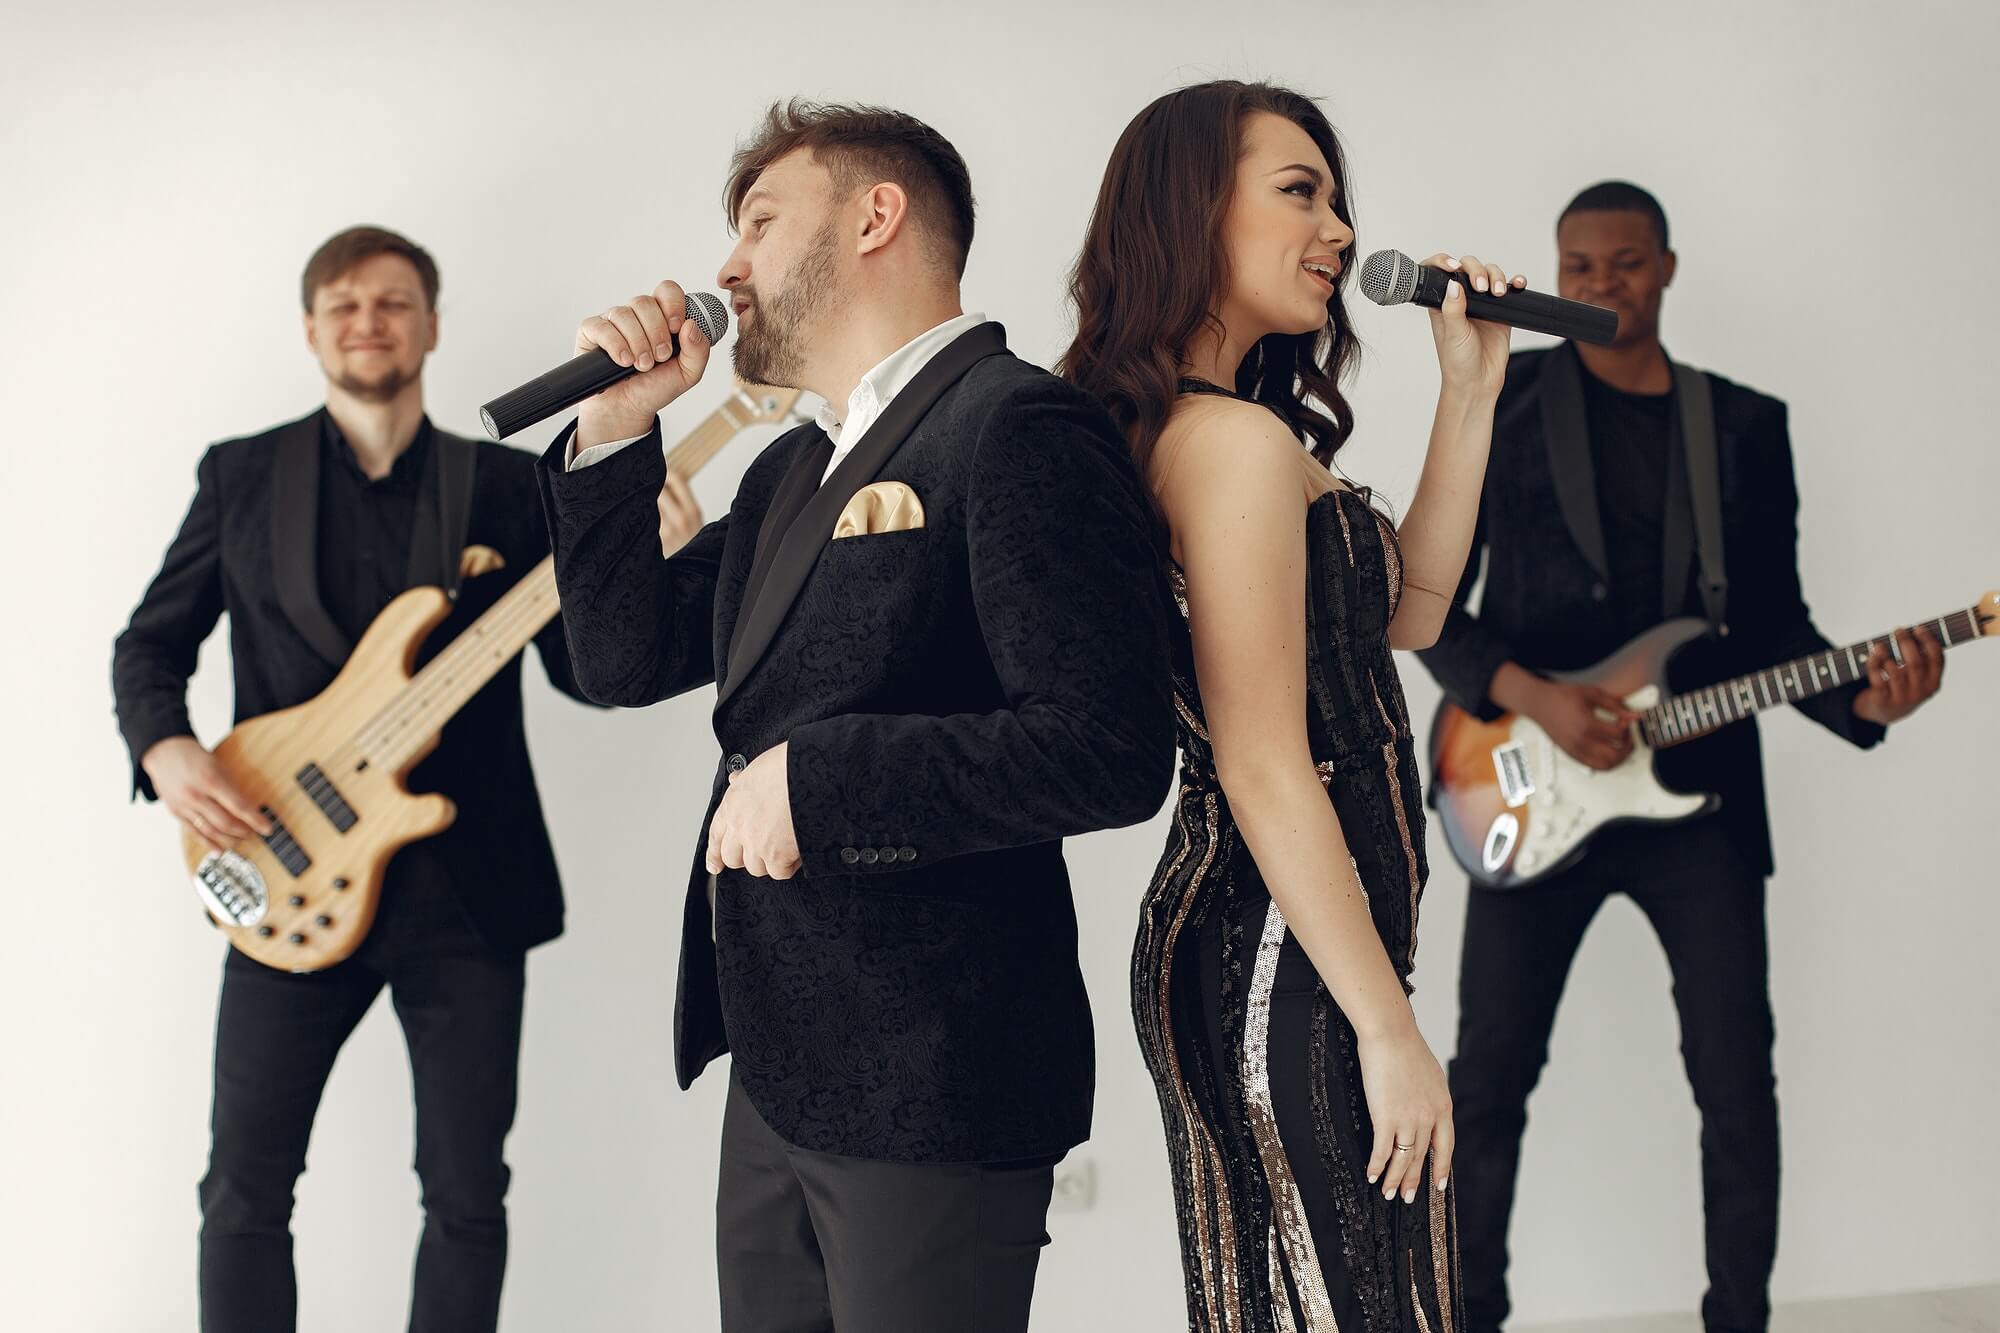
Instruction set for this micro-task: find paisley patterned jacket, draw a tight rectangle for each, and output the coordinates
[536,324,1176,1163]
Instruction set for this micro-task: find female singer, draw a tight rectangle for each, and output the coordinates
[1060,80,1521,1331]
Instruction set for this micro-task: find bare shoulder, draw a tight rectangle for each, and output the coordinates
[1152,397,1305,513]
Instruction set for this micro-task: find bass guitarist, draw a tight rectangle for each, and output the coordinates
[1414,182,1944,1333]
[110,225,598,1333]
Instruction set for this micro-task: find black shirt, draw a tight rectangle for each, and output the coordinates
[1581,364,1677,640]
[316,413,435,642]
[314,412,457,902]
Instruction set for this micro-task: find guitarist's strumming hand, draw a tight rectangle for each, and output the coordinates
[706,743,802,880]
[1852,626,1945,727]
[142,736,271,854]
[574,278,714,449]
[1494,664,1641,772]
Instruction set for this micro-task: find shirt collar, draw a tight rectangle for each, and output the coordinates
[323,410,434,490]
[813,312,988,442]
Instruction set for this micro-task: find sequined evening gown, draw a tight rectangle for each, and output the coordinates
[1134,383,1464,1333]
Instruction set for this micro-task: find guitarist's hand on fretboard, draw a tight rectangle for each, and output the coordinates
[1852,626,1946,726]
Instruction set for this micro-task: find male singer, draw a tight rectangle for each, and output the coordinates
[537,101,1173,1331]
[1417,182,1944,1333]
[112,226,596,1333]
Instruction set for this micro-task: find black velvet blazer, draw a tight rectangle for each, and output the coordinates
[537,323,1176,1164]
[112,409,596,954]
[1416,344,1882,877]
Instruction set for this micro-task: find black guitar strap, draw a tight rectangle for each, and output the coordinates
[406,430,480,601]
[1672,362,1728,634]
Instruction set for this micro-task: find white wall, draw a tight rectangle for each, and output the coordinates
[3,2,1995,1327]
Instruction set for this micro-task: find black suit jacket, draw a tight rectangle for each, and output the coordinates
[1416,343,1883,877]
[537,324,1175,1164]
[113,408,595,954]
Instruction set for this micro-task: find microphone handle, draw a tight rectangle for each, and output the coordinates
[480,340,679,441]
[1413,267,1619,345]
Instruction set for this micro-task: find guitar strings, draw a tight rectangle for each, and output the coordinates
[1642,605,1982,749]
[325,407,753,776]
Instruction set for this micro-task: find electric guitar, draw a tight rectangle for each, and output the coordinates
[1430,591,1998,889]
[183,382,807,970]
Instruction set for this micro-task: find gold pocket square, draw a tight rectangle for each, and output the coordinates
[459,544,507,578]
[832,481,926,540]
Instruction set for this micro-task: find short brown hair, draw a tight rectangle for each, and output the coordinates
[301,225,440,312]
[724,100,976,278]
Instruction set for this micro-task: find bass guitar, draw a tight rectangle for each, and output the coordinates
[184,383,806,969]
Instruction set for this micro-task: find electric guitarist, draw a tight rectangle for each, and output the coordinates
[1414,183,1945,1333]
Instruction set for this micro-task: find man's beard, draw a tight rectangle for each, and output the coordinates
[732,217,843,388]
[332,364,415,404]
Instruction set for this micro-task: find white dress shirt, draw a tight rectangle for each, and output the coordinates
[565,311,989,484]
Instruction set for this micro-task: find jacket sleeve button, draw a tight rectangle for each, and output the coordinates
[840,847,861,866]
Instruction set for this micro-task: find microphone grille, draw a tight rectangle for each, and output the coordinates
[685,291,729,345]
[1358,249,1419,307]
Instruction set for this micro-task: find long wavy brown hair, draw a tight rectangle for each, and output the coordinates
[1058,81,1360,479]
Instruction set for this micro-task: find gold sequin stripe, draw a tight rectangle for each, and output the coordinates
[1177,690,1212,744]
[1368,670,1423,973]
[1269,1225,1301,1333]
[1450,1187,1464,1325]
[1243,899,1341,1331]
[1135,791,1221,1329]
[1374,511,1404,616]
[1426,1171,1457,1333]
[1146,790,1245,1330]
[1411,1270,1435,1333]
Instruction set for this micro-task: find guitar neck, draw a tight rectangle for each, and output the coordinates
[358,387,798,771]
[1643,603,1987,748]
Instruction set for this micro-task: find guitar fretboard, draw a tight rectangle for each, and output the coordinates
[1642,603,1988,749]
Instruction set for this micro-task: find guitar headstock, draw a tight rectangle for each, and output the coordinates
[732,380,810,427]
[1975,591,2000,638]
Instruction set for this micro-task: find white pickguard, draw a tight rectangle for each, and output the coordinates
[1488,685,1712,879]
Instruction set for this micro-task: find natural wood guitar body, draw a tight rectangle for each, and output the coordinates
[177,380,807,972]
[182,587,459,971]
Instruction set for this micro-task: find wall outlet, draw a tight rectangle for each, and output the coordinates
[1050,1156,1097,1213]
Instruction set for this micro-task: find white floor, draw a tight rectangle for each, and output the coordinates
[1516,1283,2000,1333]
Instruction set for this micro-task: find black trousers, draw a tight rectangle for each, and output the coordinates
[1449,818,1778,1333]
[715,1071,1059,1332]
[197,864,526,1333]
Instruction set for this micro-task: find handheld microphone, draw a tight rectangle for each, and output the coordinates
[480,291,731,439]
[1358,250,1617,346]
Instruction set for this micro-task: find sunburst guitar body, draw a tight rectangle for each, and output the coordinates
[1430,591,1997,890]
